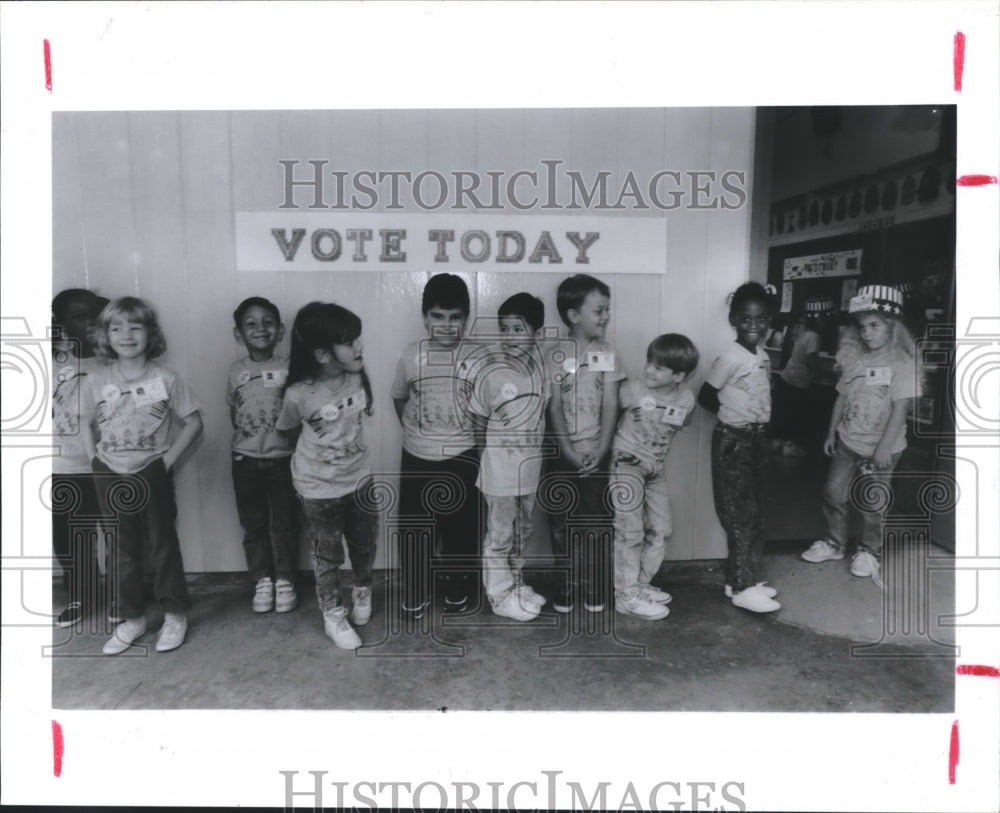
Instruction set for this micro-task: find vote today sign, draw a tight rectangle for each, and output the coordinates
[235,212,669,274]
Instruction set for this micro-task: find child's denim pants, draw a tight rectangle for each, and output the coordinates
[231,454,299,583]
[823,438,901,558]
[299,489,377,611]
[610,451,671,597]
[92,457,191,619]
[481,493,535,605]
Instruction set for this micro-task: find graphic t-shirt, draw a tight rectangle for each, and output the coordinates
[468,347,550,497]
[705,341,772,426]
[390,338,481,460]
[83,360,201,474]
[545,338,626,456]
[52,352,106,475]
[781,330,820,390]
[276,375,370,499]
[835,346,919,456]
[613,380,696,466]
[226,355,293,458]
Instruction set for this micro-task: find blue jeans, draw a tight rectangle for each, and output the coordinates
[711,423,769,592]
[823,439,901,557]
[610,451,671,597]
[51,473,103,607]
[231,454,299,582]
[92,457,191,618]
[299,489,377,611]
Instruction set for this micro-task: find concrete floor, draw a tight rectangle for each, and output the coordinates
[51,543,955,712]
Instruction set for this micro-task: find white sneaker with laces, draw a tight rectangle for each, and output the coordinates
[491,591,539,622]
[615,593,670,620]
[156,612,188,652]
[639,585,672,604]
[725,582,778,599]
[351,586,372,626]
[801,539,844,563]
[252,577,274,613]
[851,551,878,578]
[103,617,147,655]
[274,578,298,613]
[731,585,781,613]
[323,606,362,650]
[517,585,546,608]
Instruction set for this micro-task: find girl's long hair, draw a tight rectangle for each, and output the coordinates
[95,296,167,360]
[837,312,923,395]
[286,302,373,415]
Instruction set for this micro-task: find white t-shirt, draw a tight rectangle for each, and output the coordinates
[226,355,294,458]
[390,338,480,460]
[468,347,550,497]
[705,341,772,426]
[276,375,370,499]
[83,360,201,474]
[613,379,696,466]
[545,337,626,456]
[52,353,107,475]
[835,346,919,456]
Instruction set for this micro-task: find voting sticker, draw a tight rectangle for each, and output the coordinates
[101,384,121,404]
[57,365,77,383]
[562,357,578,375]
[640,395,657,412]
[662,404,688,426]
[501,383,518,401]
[865,366,891,386]
[237,370,252,386]
[132,377,168,407]
[341,390,367,416]
[262,369,287,389]
[320,403,340,421]
[588,351,615,372]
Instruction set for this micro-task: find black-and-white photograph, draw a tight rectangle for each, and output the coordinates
[2,3,998,812]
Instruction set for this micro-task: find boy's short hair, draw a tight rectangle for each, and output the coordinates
[233,296,281,327]
[96,296,167,359]
[422,273,470,316]
[647,333,699,375]
[556,274,611,327]
[498,293,544,334]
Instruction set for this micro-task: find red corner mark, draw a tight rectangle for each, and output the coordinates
[948,720,959,784]
[956,175,999,187]
[956,664,1000,677]
[52,720,64,777]
[43,39,52,93]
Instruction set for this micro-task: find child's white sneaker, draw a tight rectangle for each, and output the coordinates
[156,612,188,652]
[850,551,878,578]
[323,606,362,650]
[102,617,147,655]
[517,585,546,608]
[351,586,372,626]
[274,578,298,613]
[491,591,539,622]
[615,593,670,620]
[640,585,672,604]
[731,585,781,613]
[725,582,777,599]
[252,577,274,613]
[801,538,844,563]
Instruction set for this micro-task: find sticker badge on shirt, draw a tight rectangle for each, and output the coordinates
[639,395,657,412]
[340,390,366,416]
[662,404,688,426]
[865,366,892,386]
[131,377,168,408]
[320,403,340,421]
[237,370,252,386]
[57,365,77,383]
[562,357,578,376]
[262,369,287,389]
[588,351,615,372]
[101,384,121,405]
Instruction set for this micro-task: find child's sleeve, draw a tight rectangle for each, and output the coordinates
[225,362,238,407]
[618,379,635,410]
[168,373,201,419]
[704,353,733,390]
[275,387,301,431]
[389,351,410,401]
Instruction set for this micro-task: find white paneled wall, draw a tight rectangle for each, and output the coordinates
[52,109,759,572]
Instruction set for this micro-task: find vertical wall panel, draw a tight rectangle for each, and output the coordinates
[53,109,757,573]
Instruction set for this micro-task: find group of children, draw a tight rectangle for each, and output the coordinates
[51,272,920,654]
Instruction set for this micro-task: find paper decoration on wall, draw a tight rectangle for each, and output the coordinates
[840,278,859,310]
[783,249,863,280]
[781,282,793,312]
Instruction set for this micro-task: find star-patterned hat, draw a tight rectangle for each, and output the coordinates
[848,285,903,316]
